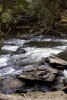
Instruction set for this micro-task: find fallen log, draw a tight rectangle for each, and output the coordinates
[14,25,31,29]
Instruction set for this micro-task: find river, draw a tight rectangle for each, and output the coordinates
[0,35,67,78]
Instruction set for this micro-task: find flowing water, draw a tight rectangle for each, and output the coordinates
[0,35,67,77]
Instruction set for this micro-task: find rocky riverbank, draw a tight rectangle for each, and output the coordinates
[0,55,67,94]
[0,36,67,99]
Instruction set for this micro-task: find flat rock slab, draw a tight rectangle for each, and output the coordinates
[17,65,58,82]
[0,91,67,100]
[46,55,67,67]
[26,91,67,100]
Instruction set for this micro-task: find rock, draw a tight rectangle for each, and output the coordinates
[63,78,67,85]
[52,75,66,91]
[15,82,50,93]
[0,93,24,100]
[52,82,65,90]
[17,65,58,82]
[26,91,67,100]
[46,55,67,68]
[16,59,35,67]
[1,76,25,94]
[0,77,4,81]
[59,86,67,92]
[14,47,26,54]
[37,57,46,66]
[0,91,67,100]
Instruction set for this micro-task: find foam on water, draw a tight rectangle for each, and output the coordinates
[30,36,67,43]
[43,38,67,43]
[12,70,22,75]
[61,46,67,79]
[2,45,20,51]
[11,45,67,63]
[4,39,26,46]
[63,70,67,78]
[0,67,15,76]
[54,46,67,50]
[30,37,53,42]
[54,39,67,43]
[24,46,67,62]
[0,55,10,67]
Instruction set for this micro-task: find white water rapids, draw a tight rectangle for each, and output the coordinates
[0,36,67,77]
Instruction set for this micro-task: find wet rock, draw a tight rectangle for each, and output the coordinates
[51,75,66,91]
[46,55,67,68]
[16,59,35,67]
[63,78,67,85]
[37,57,46,66]
[15,83,50,93]
[0,77,4,81]
[14,47,26,54]
[17,65,58,82]
[52,82,65,90]
[1,76,25,94]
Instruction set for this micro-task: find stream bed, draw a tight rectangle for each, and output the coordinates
[0,35,67,94]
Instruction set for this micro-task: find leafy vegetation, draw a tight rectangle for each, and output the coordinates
[0,0,28,35]
[0,0,67,36]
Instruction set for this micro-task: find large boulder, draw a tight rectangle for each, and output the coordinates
[17,65,58,82]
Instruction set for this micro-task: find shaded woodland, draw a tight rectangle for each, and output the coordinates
[0,0,67,36]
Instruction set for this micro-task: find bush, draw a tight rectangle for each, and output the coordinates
[1,9,12,23]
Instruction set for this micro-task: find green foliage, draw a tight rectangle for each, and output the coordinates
[0,0,67,35]
[0,0,28,22]
[0,0,28,35]
[0,4,3,13]
[27,0,67,28]
[11,0,28,13]
[1,9,12,23]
